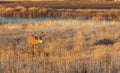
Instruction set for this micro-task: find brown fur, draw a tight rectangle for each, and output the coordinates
[27,34,43,56]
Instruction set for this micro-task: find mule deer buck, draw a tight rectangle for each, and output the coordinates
[26,33,43,56]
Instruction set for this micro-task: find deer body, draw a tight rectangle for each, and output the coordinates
[27,34,43,55]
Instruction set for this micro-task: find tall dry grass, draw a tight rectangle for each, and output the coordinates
[0,19,120,73]
[1,6,120,20]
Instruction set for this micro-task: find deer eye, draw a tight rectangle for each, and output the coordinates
[34,36,38,39]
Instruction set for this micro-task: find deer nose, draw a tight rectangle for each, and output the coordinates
[38,40,43,43]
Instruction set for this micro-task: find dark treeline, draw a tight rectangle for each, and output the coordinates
[0,7,120,20]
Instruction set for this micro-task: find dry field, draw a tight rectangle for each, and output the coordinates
[1,6,120,20]
[1,1,120,20]
[0,19,120,73]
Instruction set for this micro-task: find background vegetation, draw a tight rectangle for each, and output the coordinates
[0,6,120,20]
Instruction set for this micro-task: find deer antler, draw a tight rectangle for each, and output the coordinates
[40,32,45,38]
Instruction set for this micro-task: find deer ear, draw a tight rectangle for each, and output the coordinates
[41,34,45,37]
[39,32,45,39]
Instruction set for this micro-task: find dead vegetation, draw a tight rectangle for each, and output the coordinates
[0,6,120,20]
[0,19,120,73]
[93,38,116,45]
[1,1,120,20]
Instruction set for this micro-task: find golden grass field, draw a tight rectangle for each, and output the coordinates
[0,19,120,73]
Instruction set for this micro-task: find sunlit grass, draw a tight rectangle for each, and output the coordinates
[0,19,120,73]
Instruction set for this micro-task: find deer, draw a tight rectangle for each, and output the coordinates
[26,33,44,56]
